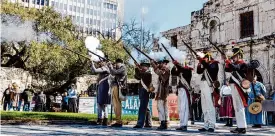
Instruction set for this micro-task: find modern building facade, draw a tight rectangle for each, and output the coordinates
[9,0,124,39]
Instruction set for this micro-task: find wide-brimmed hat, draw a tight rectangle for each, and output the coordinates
[140,59,150,67]
[248,102,262,114]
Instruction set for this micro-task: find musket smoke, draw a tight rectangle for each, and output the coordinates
[84,36,104,61]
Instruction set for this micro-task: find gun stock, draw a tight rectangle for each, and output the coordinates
[87,50,110,62]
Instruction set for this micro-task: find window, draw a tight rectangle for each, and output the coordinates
[77,7,80,12]
[81,8,84,13]
[77,16,80,23]
[209,20,218,43]
[240,11,254,38]
[86,18,89,24]
[86,8,89,14]
[51,1,54,6]
[73,6,76,12]
[55,2,59,8]
[90,9,93,15]
[110,4,113,9]
[114,5,117,10]
[90,19,93,25]
[81,17,84,23]
[69,5,72,11]
[82,0,85,3]
[60,3,63,9]
[64,4,67,10]
[171,35,178,48]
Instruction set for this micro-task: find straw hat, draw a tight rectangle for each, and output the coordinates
[249,102,262,114]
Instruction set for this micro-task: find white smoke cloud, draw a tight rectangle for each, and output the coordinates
[1,14,54,43]
[85,36,104,62]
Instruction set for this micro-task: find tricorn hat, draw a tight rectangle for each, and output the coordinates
[248,102,262,115]
[157,57,169,64]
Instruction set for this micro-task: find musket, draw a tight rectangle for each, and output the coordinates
[63,46,91,60]
[122,46,139,64]
[161,43,175,62]
[87,50,110,62]
[133,46,153,60]
[207,38,225,56]
[182,40,198,57]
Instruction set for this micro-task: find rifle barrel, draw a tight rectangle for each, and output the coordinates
[161,43,175,61]
[87,50,110,61]
[207,38,225,56]
[182,40,197,56]
[63,46,91,60]
[123,46,139,64]
[133,46,153,60]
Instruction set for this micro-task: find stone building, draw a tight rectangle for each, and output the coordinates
[161,0,275,95]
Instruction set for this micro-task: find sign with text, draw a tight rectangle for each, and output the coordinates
[152,94,179,118]
[78,97,95,114]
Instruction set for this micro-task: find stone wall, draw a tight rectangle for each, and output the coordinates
[0,67,32,99]
[161,0,275,94]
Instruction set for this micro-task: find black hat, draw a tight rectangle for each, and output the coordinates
[231,47,243,58]
[140,60,150,67]
[157,57,170,64]
[115,58,123,63]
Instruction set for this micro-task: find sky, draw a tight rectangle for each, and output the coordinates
[124,0,208,35]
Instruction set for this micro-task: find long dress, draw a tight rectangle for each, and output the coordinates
[219,85,235,118]
[245,81,267,125]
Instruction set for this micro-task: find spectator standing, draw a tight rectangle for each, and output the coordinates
[12,83,21,111]
[67,84,77,113]
[55,93,62,109]
[21,85,34,111]
[36,91,46,112]
[62,92,69,112]
[1,84,13,111]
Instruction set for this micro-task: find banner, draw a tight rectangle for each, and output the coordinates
[94,96,153,115]
[152,94,179,118]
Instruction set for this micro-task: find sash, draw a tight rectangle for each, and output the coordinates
[98,75,110,85]
[230,72,249,93]
[141,79,150,92]
[179,74,191,91]
[203,70,213,89]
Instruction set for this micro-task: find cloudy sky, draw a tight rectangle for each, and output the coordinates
[124,0,208,35]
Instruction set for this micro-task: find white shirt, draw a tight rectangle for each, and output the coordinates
[220,85,232,96]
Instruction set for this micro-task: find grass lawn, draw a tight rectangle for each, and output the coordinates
[0,111,177,122]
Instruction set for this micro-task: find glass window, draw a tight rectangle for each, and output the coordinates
[74,0,77,2]
[78,0,81,2]
[91,9,94,15]
[93,19,96,25]
[97,20,100,26]
[73,6,76,12]
[90,19,93,25]
[77,16,80,23]
[86,8,89,14]
[55,2,59,8]
[81,8,84,13]
[86,18,89,24]
[51,1,54,6]
[82,0,85,3]
[114,5,117,10]
[77,7,80,12]
[110,4,113,9]
[69,5,72,11]
[81,17,84,23]
[64,4,67,10]
[60,3,63,9]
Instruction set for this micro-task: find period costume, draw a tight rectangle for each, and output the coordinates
[246,80,267,127]
[225,47,249,134]
[108,59,127,127]
[133,60,153,128]
[219,84,235,126]
[197,51,219,132]
[91,60,111,126]
[172,61,193,131]
[151,58,170,130]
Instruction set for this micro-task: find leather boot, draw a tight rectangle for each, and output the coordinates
[91,118,102,125]
[102,118,108,126]
[157,121,165,130]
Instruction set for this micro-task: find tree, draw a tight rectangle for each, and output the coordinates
[1,2,89,92]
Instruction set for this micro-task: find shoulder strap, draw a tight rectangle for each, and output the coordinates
[179,74,191,91]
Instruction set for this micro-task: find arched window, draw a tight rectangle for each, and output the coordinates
[209,20,218,42]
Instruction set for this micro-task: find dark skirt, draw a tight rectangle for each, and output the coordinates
[97,79,111,105]
[220,95,235,118]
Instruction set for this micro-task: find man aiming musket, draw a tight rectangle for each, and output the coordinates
[123,46,153,129]
[182,41,219,132]
[133,46,170,130]
[161,44,193,131]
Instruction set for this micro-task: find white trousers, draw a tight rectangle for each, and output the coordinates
[200,81,216,129]
[178,88,189,127]
[157,100,169,121]
[230,84,247,128]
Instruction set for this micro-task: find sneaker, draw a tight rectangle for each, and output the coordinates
[111,123,122,127]
[198,128,208,132]
[176,126,187,131]
[208,128,215,132]
[252,124,261,128]
[238,128,246,134]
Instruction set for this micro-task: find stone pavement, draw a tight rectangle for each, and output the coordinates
[1,122,275,136]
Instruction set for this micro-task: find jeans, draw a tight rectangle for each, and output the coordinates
[23,102,30,111]
[3,100,11,111]
[137,88,152,126]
